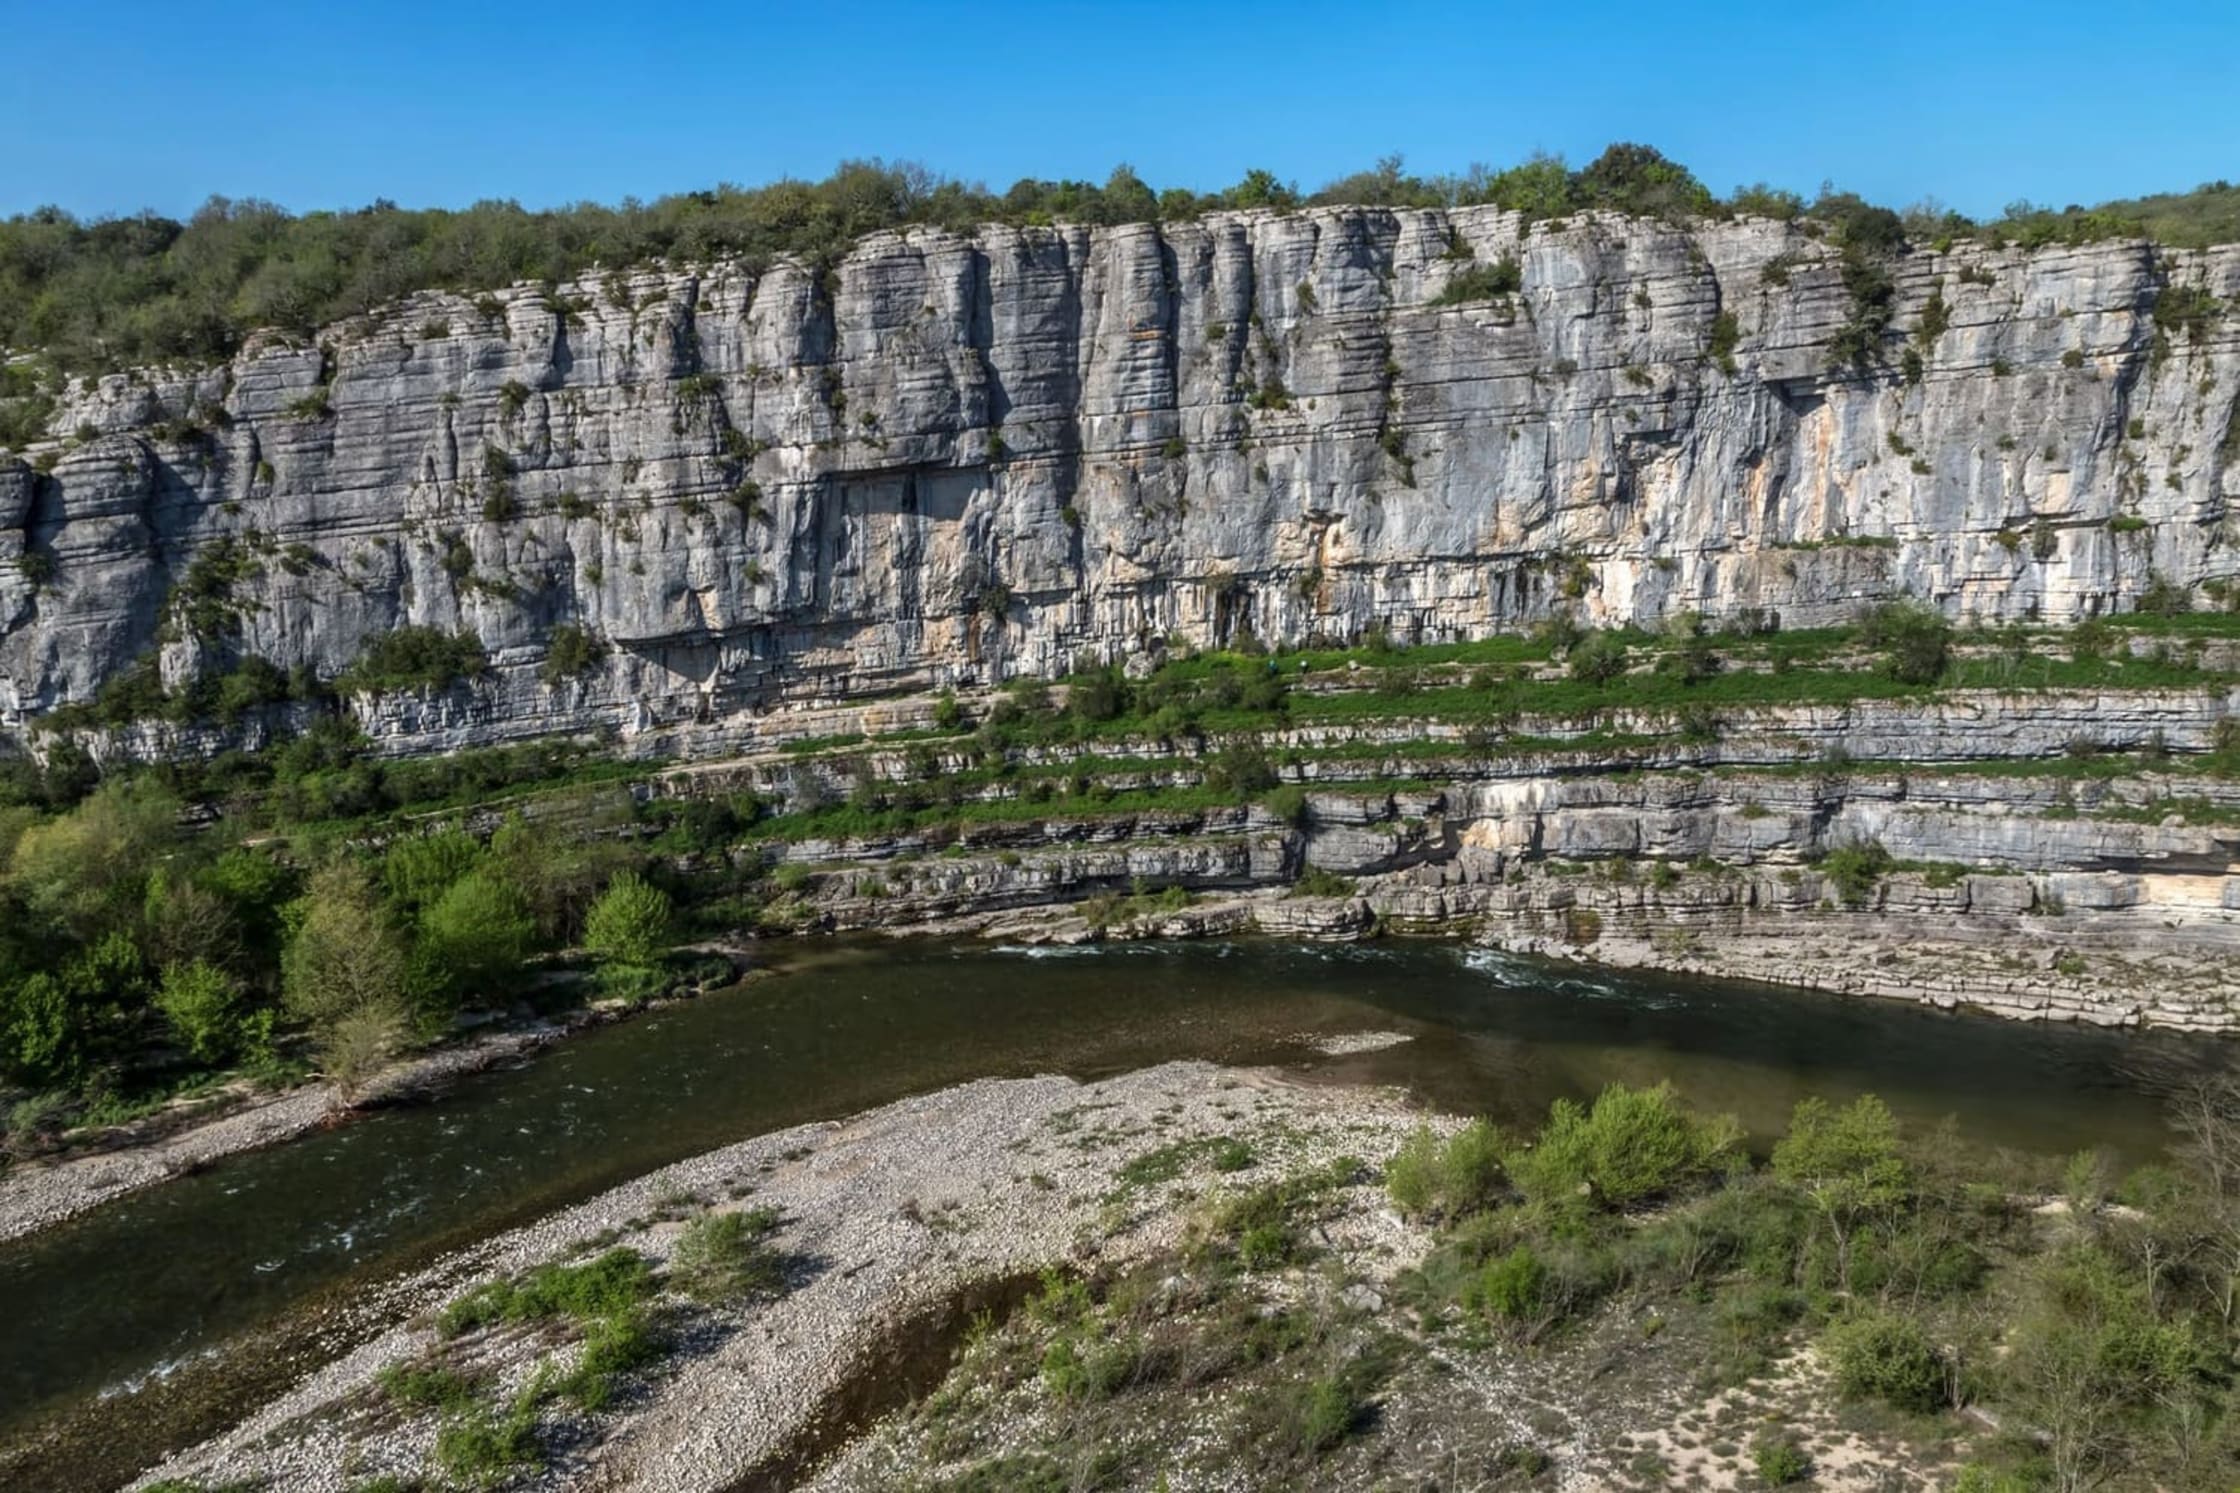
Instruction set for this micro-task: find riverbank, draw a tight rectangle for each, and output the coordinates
[125,1060,1419,1491]
[10,939,2226,1493]
[11,621,2240,1255]
[127,1058,2006,1493]
[6,839,2233,1255]
[0,1006,622,1247]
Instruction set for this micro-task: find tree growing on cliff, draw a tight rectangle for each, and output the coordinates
[1567,631,1630,686]
[1859,600,1951,685]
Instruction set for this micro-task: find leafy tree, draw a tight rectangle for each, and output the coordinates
[1,971,78,1081]
[1224,168,1300,211]
[1476,153,1577,220]
[416,868,535,1004]
[2007,1246,2202,1492]
[143,867,240,972]
[489,806,641,942]
[1814,191,1908,255]
[283,861,410,1094]
[318,998,411,1099]
[1728,183,1805,221]
[1511,1082,1741,1210]
[1773,1095,1909,1286]
[5,779,180,938]
[155,959,246,1063]
[1310,154,1446,209]
[1858,600,1952,685]
[1576,143,1715,218]
[583,871,674,971]
[200,847,298,959]
[383,829,483,913]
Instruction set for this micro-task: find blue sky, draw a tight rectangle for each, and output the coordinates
[6,0,2235,221]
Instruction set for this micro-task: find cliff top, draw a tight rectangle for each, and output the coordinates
[5,144,2237,389]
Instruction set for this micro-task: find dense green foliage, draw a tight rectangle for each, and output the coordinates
[1389,1080,2240,1490]
[5,601,2237,1156]
[6,148,2233,386]
[337,626,489,695]
[1509,1081,1741,1209]
[582,870,675,998]
[0,734,680,1145]
[438,1246,657,1337]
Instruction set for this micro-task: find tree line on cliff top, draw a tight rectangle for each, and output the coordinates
[2,144,2236,381]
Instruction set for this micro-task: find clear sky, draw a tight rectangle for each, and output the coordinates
[6,0,2235,222]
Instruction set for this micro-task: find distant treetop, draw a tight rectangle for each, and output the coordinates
[0,145,2227,380]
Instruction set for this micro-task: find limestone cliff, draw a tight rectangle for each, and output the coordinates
[4,208,2238,753]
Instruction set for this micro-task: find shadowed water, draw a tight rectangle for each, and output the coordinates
[1,939,2228,1489]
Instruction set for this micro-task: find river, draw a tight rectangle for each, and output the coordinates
[2,939,2228,1490]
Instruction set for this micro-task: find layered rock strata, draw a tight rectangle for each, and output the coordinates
[5,210,2239,752]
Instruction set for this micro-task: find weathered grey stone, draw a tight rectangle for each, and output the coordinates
[4,209,2236,753]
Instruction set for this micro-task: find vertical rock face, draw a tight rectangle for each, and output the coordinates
[2,208,2237,752]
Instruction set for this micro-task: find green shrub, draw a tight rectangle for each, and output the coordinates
[434,1393,541,1489]
[378,1359,480,1413]
[1290,866,1353,898]
[1433,255,1524,305]
[1821,1310,1946,1412]
[1202,743,1277,798]
[1384,1120,1506,1219]
[1567,630,1629,685]
[1816,838,1893,905]
[583,871,674,970]
[540,623,606,685]
[1706,310,1741,371]
[1203,1163,1355,1271]
[1247,378,1292,411]
[1752,1433,1811,1485]
[1293,1373,1363,1450]
[1511,1082,1740,1211]
[1040,1332,1141,1401]
[1856,600,1950,685]
[554,1307,664,1410]
[438,1247,655,1337]
[671,1207,787,1301]
[1263,783,1309,827]
[1470,1244,1547,1321]
[339,626,489,695]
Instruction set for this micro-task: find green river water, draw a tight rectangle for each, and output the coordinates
[1,939,2230,1490]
